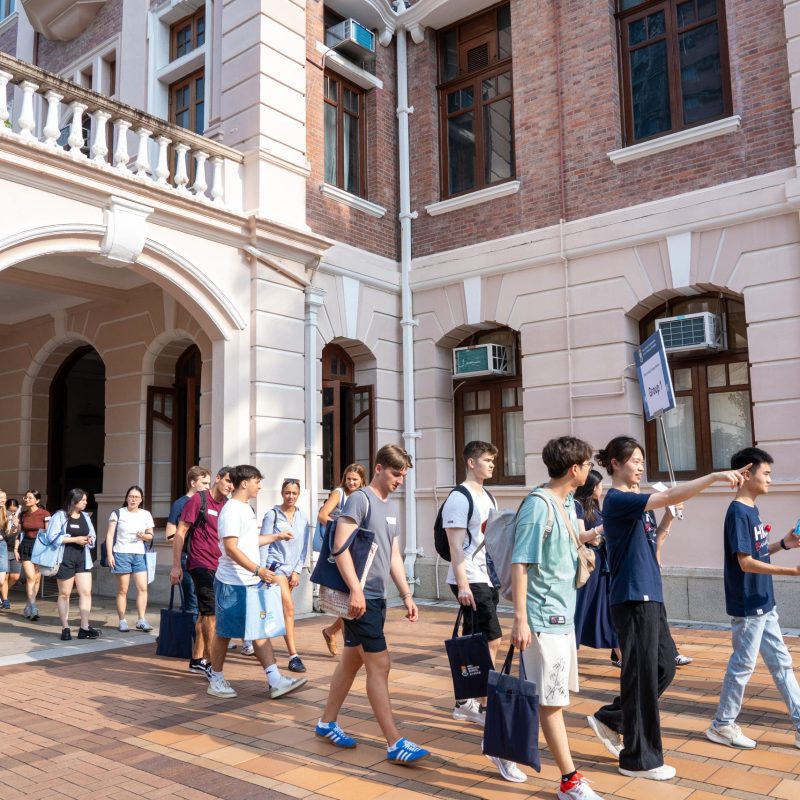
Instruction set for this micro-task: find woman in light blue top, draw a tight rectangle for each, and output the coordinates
[259,478,310,673]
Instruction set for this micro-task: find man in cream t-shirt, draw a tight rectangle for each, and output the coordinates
[206,464,306,701]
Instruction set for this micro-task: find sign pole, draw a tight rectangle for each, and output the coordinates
[657,412,683,519]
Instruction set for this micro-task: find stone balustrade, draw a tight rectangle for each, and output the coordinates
[0,52,242,209]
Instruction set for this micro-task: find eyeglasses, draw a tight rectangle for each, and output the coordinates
[583,461,595,469]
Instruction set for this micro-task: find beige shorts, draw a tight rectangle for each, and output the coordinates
[521,629,579,707]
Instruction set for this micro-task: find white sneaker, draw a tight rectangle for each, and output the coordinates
[705,722,756,749]
[486,755,527,783]
[587,715,623,757]
[240,641,255,656]
[207,675,237,698]
[452,698,485,726]
[618,764,676,781]
[557,773,604,800]
[29,605,39,620]
[268,674,307,700]
[135,619,153,632]
[118,619,129,632]
[23,603,31,618]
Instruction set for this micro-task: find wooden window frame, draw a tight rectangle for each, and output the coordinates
[323,71,367,198]
[616,0,732,145]
[170,8,205,61]
[641,297,752,481]
[437,2,515,200]
[145,385,177,527]
[169,68,205,134]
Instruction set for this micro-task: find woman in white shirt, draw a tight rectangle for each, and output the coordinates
[105,485,155,632]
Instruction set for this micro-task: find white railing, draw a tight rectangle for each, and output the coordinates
[0,52,242,209]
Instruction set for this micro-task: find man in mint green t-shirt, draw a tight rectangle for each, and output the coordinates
[511,436,605,800]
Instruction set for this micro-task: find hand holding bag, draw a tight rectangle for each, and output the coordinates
[548,491,596,589]
[145,537,157,584]
[31,512,66,577]
[156,585,197,659]
[244,582,286,640]
[483,645,541,771]
[444,605,494,700]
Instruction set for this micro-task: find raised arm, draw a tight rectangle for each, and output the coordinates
[645,466,749,512]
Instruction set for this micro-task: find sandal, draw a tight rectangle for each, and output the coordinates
[322,628,338,656]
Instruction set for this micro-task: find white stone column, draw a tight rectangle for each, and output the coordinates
[42,90,63,146]
[784,0,800,202]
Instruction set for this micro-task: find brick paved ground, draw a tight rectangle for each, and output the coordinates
[1,602,799,799]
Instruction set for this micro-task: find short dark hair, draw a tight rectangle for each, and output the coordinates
[731,447,773,472]
[463,440,498,464]
[596,436,644,476]
[216,466,233,481]
[542,436,593,479]
[229,464,262,488]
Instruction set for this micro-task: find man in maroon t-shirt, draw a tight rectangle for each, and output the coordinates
[170,467,234,675]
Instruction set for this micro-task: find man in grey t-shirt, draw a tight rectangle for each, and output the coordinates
[315,445,430,765]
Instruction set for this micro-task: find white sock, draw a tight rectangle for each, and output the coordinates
[388,738,403,750]
[210,669,224,681]
[265,664,282,686]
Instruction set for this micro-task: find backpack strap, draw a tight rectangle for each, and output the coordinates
[331,487,371,557]
[185,490,208,556]
[448,485,474,549]
[529,489,556,540]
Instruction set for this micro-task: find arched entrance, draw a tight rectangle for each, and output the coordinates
[46,346,106,514]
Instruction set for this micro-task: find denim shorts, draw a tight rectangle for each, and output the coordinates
[214,579,248,639]
[111,552,147,574]
[6,546,20,575]
[0,544,7,573]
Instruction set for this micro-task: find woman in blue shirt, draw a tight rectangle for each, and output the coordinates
[260,478,310,673]
[586,435,747,783]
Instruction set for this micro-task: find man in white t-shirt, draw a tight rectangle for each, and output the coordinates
[206,464,306,701]
[445,441,525,783]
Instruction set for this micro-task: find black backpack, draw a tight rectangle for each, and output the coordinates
[433,485,494,561]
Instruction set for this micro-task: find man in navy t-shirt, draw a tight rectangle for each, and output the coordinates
[706,447,800,750]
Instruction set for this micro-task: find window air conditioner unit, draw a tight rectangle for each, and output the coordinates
[655,312,724,353]
[326,18,376,61]
[453,344,516,379]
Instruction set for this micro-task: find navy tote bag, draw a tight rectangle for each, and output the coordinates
[444,605,494,700]
[156,585,197,659]
[483,645,541,771]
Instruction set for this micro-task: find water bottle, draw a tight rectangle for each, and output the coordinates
[794,518,800,537]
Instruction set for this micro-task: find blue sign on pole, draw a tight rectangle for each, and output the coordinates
[634,329,676,422]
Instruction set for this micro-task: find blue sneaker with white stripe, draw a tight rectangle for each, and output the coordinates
[387,738,430,764]
[315,720,357,748]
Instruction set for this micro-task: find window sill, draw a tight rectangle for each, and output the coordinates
[607,115,742,165]
[425,180,521,217]
[156,44,206,86]
[320,183,387,218]
[315,42,383,91]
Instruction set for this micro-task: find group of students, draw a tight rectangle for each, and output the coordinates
[428,435,800,799]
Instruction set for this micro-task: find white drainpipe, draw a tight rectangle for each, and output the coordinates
[304,287,326,568]
[396,28,420,590]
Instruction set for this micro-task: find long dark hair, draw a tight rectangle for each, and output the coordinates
[596,436,645,476]
[63,488,88,516]
[123,485,145,508]
[574,470,603,527]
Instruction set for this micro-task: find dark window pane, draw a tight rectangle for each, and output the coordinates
[629,18,646,46]
[680,22,723,125]
[498,4,512,60]
[196,14,205,46]
[647,10,666,38]
[194,99,204,134]
[176,109,189,129]
[631,40,671,139]
[448,112,475,194]
[698,0,717,20]
[324,103,337,185]
[344,88,358,115]
[440,28,458,82]
[447,86,474,113]
[483,97,513,184]
[677,1,696,27]
[482,72,512,100]
[620,0,649,8]
[343,113,359,195]
[175,25,191,58]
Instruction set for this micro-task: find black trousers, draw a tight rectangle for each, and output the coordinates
[594,601,677,771]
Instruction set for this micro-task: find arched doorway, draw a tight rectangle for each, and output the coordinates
[46,346,106,515]
[145,343,201,523]
[321,343,374,490]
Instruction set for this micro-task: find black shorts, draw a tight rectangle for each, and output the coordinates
[18,537,35,562]
[450,582,502,642]
[189,567,216,616]
[343,598,387,653]
[56,545,91,580]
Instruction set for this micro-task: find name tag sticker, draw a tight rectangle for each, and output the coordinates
[386,517,397,525]
[208,509,218,516]
[69,524,80,529]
